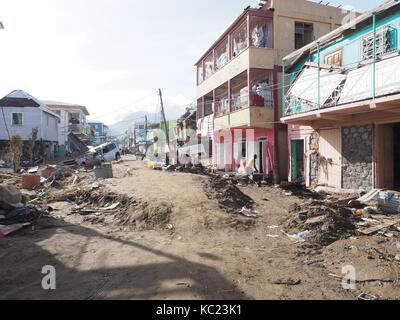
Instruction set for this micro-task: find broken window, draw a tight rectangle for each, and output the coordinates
[231,71,248,111]
[197,99,204,119]
[215,38,229,70]
[324,49,343,66]
[197,63,204,85]
[231,21,248,58]
[250,69,273,107]
[295,22,314,49]
[12,112,23,126]
[250,16,272,48]
[362,26,396,61]
[204,52,214,79]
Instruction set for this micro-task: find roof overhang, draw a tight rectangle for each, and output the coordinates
[282,93,400,127]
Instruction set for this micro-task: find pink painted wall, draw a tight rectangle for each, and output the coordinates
[214,127,275,173]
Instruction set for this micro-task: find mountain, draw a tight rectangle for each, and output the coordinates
[109,106,192,136]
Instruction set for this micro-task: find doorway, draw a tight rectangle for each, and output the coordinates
[376,123,400,191]
[291,139,305,181]
[394,124,400,190]
[256,138,268,175]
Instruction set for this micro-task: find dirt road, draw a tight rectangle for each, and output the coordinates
[1,157,399,300]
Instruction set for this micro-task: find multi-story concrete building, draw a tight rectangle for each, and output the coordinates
[88,121,109,146]
[44,101,91,154]
[282,0,400,191]
[195,0,349,180]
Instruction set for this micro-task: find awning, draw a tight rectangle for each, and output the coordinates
[287,67,347,106]
[339,55,400,105]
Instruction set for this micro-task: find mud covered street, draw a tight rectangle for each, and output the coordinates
[1,157,399,300]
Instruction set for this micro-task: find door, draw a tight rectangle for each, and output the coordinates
[318,128,342,188]
[291,139,305,181]
[256,138,268,174]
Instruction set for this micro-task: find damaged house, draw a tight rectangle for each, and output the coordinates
[0,90,60,164]
[44,101,92,156]
[282,0,400,192]
[195,0,350,180]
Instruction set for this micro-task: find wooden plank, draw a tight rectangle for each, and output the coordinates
[359,221,398,235]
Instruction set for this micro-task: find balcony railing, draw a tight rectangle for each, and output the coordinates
[196,11,273,86]
[68,124,91,136]
[283,23,400,118]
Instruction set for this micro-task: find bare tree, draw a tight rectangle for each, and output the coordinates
[27,127,38,165]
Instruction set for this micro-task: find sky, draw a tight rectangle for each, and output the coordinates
[0,0,383,125]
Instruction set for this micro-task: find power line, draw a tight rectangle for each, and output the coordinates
[91,91,159,120]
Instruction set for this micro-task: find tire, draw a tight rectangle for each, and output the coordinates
[115,153,121,161]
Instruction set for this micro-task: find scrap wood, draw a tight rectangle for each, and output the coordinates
[358,221,399,235]
[328,273,394,284]
[358,189,382,204]
[273,278,301,286]
[0,223,31,237]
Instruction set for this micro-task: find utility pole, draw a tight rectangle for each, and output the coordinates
[133,127,137,155]
[159,88,170,165]
[142,115,148,160]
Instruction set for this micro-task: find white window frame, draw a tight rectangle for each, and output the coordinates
[11,112,24,126]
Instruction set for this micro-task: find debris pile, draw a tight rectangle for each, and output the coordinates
[45,186,172,231]
[0,185,43,237]
[285,196,400,246]
[203,175,254,214]
[285,200,361,246]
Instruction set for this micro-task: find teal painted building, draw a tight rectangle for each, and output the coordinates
[281,0,400,191]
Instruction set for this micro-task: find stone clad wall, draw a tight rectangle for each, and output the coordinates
[309,131,319,186]
[342,124,374,190]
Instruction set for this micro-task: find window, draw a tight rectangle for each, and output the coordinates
[231,21,248,58]
[324,50,343,66]
[204,52,214,79]
[215,38,229,70]
[362,26,396,61]
[12,113,23,126]
[250,16,272,48]
[197,63,204,85]
[295,22,314,49]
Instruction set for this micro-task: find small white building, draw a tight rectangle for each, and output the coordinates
[0,90,60,160]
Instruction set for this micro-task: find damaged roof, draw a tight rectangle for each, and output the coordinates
[44,100,90,116]
[0,90,60,118]
[283,0,400,69]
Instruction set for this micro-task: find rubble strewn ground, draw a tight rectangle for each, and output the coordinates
[0,156,399,300]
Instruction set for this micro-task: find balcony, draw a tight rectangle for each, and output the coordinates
[68,124,92,137]
[282,54,400,127]
[214,106,274,131]
[282,25,400,125]
[196,10,275,99]
[197,69,274,129]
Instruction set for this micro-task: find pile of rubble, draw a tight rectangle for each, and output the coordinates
[203,175,255,214]
[44,184,173,231]
[285,196,400,246]
[0,185,44,237]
